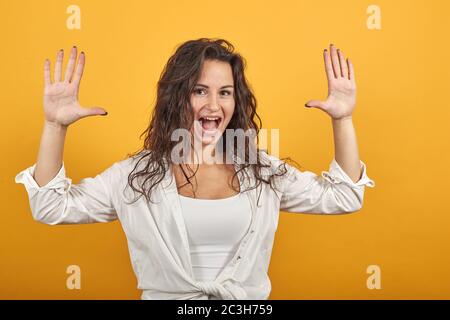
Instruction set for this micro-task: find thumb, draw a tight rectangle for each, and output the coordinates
[305,100,327,111]
[78,107,108,119]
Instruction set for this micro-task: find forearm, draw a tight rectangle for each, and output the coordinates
[331,116,362,183]
[34,121,68,187]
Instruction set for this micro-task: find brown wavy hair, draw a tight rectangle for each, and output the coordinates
[122,38,300,206]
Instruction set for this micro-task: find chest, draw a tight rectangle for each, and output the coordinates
[171,164,241,199]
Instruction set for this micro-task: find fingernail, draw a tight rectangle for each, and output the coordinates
[305,104,310,108]
[81,51,85,55]
[101,112,108,116]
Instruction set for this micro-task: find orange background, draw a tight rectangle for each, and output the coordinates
[1,0,449,299]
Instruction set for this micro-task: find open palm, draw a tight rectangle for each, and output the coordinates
[44,46,107,127]
[305,44,356,120]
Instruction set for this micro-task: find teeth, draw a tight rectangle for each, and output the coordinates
[199,116,221,124]
[198,116,220,131]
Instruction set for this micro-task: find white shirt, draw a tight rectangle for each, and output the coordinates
[179,193,252,291]
[14,150,375,300]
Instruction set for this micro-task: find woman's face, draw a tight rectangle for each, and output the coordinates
[189,59,235,147]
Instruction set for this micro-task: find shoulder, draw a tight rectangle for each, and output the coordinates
[258,149,286,170]
[107,149,153,177]
[259,149,281,165]
[256,149,291,178]
[257,150,305,185]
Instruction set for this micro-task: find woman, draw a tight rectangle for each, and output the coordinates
[15,38,375,300]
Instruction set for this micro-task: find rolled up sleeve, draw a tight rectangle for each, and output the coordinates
[280,158,375,214]
[14,162,118,225]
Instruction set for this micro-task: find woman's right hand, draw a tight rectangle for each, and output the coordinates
[43,46,108,127]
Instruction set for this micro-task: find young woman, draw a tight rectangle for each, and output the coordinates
[15,38,375,300]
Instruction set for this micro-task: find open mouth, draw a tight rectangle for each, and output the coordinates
[198,116,222,132]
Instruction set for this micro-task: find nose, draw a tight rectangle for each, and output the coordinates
[205,93,220,112]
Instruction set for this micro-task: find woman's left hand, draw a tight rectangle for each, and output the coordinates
[305,44,356,120]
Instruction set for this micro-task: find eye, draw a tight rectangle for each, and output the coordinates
[194,88,206,95]
[193,88,232,96]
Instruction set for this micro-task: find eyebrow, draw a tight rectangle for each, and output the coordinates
[195,84,234,89]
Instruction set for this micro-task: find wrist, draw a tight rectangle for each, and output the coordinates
[332,115,353,123]
[44,120,68,131]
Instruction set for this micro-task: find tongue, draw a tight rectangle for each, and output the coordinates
[202,119,217,130]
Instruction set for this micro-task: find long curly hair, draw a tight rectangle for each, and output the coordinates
[122,37,300,206]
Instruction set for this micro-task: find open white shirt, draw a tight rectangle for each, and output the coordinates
[14,150,375,299]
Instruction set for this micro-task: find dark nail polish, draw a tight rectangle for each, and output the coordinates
[101,112,108,116]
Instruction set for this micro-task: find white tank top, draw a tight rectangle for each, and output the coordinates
[179,192,252,283]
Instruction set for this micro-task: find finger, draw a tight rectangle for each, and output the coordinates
[44,59,51,86]
[329,44,341,78]
[323,49,334,81]
[64,46,77,82]
[347,58,356,84]
[72,51,85,87]
[337,49,348,79]
[54,49,64,82]
[305,99,327,111]
[77,106,108,119]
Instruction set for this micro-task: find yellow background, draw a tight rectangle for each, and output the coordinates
[1,0,449,299]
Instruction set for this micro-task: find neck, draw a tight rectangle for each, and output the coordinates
[185,144,229,165]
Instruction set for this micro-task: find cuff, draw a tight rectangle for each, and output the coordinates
[321,158,375,188]
[14,162,72,194]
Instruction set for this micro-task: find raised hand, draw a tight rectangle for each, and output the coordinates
[305,44,356,120]
[43,46,107,127]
